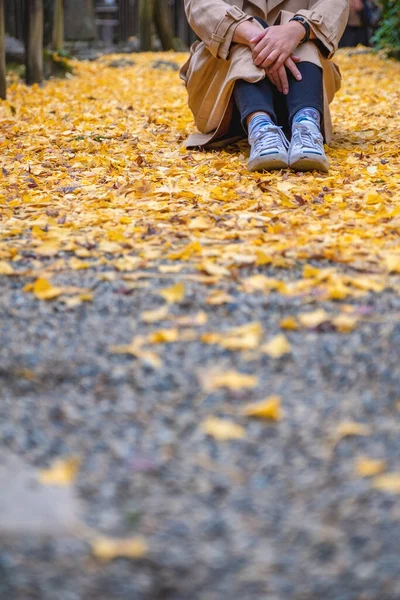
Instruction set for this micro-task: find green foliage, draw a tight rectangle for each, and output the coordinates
[43,50,74,79]
[373,0,400,58]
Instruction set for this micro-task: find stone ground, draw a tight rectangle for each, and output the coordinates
[1,268,399,600]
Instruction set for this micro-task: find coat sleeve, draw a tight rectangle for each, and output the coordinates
[294,0,350,58]
[184,0,254,60]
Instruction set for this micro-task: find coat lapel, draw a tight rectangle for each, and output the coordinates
[246,0,287,16]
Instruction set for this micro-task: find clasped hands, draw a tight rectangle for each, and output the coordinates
[234,21,307,95]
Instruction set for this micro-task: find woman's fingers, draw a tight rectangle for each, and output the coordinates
[285,57,302,81]
[252,33,272,62]
[259,49,280,69]
[250,31,266,45]
[266,69,282,93]
[277,65,289,95]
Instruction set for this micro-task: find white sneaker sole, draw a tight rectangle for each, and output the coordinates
[290,155,329,173]
[248,154,288,172]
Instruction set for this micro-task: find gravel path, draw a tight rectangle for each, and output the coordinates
[1,266,399,600]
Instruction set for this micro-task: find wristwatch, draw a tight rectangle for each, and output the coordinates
[289,15,311,44]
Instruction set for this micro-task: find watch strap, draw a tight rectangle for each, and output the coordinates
[289,15,311,44]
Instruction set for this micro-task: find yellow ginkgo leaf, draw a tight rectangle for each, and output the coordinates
[159,282,185,303]
[141,305,169,323]
[261,334,291,358]
[31,278,64,301]
[0,261,14,275]
[92,536,149,562]
[242,395,283,421]
[372,473,400,494]
[298,309,329,329]
[174,311,208,327]
[38,457,80,486]
[332,314,359,333]
[355,457,387,477]
[221,322,263,351]
[200,261,229,277]
[34,241,61,257]
[202,370,258,392]
[279,316,299,331]
[201,417,246,441]
[148,328,179,344]
[189,216,213,230]
[206,290,234,305]
[335,421,371,441]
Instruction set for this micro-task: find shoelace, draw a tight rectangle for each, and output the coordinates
[292,122,323,151]
[251,125,289,155]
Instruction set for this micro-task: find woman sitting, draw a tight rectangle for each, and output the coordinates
[180,0,349,173]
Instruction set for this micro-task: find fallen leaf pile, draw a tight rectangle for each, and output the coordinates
[0,51,399,298]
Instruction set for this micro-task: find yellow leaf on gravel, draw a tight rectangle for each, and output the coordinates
[175,311,208,327]
[335,421,371,440]
[201,322,263,351]
[31,277,64,300]
[242,395,283,421]
[356,457,387,477]
[110,336,162,369]
[200,261,229,277]
[141,305,169,323]
[159,282,185,303]
[202,370,258,392]
[332,314,359,333]
[242,275,283,293]
[350,276,385,293]
[34,241,61,257]
[114,256,143,272]
[206,290,234,305]
[38,457,80,486]
[62,293,94,308]
[298,309,329,329]
[279,316,299,330]
[385,255,400,273]
[158,264,184,274]
[221,322,263,351]
[372,473,400,494]
[201,417,246,441]
[92,536,149,562]
[261,334,291,358]
[148,328,179,344]
[0,261,14,275]
[68,257,90,270]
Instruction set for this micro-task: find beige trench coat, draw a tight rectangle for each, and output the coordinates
[180,0,349,147]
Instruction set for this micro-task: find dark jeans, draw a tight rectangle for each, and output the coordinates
[233,18,324,137]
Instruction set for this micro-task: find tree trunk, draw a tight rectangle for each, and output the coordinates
[52,0,64,52]
[154,0,174,51]
[139,0,154,51]
[0,0,6,100]
[25,0,44,85]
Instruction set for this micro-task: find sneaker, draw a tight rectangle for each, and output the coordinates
[289,121,329,172]
[248,123,289,172]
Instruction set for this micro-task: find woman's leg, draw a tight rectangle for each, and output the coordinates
[285,62,324,131]
[234,78,290,172]
[285,62,328,171]
[233,77,278,132]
